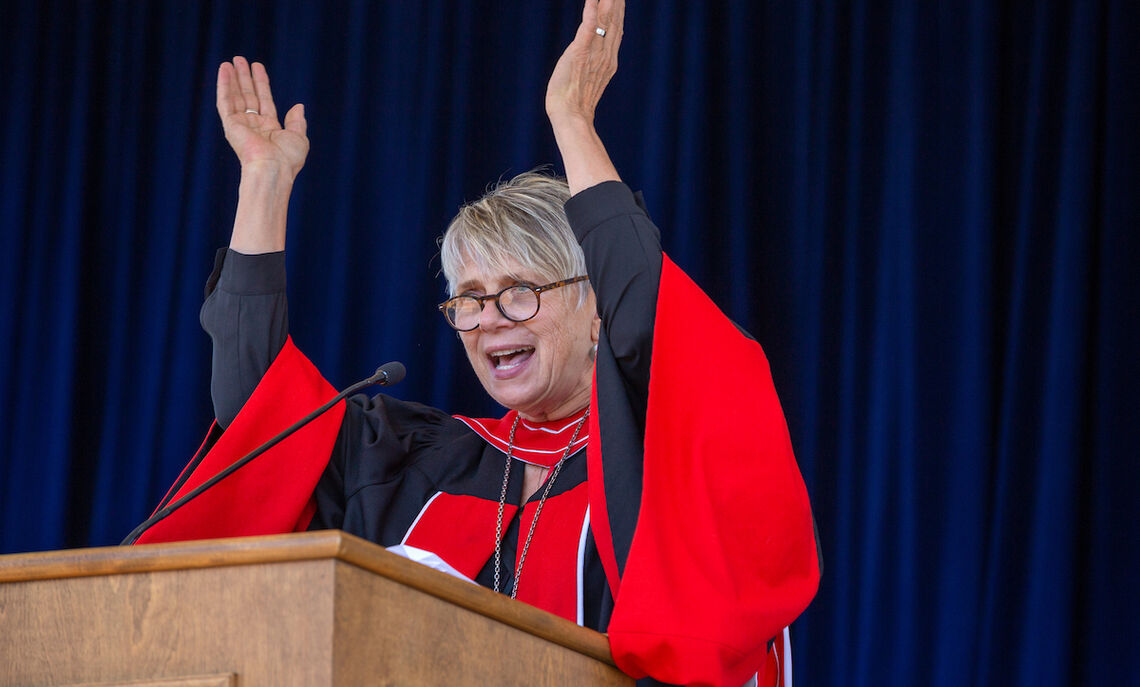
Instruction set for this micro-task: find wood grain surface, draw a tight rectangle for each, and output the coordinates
[0,531,630,686]
[53,674,235,687]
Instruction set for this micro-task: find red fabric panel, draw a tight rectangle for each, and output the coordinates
[607,257,820,686]
[513,481,590,623]
[135,337,342,544]
[760,629,786,687]
[403,493,516,581]
[587,371,622,596]
[454,409,590,467]
[148,420,222,518]
[293,495,319,533]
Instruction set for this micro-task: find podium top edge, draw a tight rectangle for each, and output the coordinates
[0,530,347,582]
[0,530,615,665]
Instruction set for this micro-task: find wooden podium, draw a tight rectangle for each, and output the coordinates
[0,531,632,686]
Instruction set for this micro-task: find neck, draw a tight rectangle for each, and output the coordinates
[517,399,589,423]
[515,376,593,422]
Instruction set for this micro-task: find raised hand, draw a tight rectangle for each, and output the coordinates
[217,57,307,254]
[545,0,624,128]
[545,0,625,195]
[217,56,309,182]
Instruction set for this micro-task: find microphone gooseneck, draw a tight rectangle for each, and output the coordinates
[120,361,406,546]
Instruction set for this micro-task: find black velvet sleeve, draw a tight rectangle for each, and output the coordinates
[564,181,664,592]
[199,248,290,428]
[308,392,452,534]
[565,181,663,410]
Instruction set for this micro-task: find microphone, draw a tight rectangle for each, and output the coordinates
[372,361,405,386]
[120,361,406,546]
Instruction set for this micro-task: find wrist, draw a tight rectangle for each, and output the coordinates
[547,110,596,137]
[231,166,293,254]
[239,161,295,194]
[551,122,621,196]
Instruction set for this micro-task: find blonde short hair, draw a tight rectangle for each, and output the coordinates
[440,170,589,306]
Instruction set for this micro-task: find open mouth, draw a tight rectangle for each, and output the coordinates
[488,346,535,371]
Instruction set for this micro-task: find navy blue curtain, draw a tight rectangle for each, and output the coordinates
[1,1,1136,685]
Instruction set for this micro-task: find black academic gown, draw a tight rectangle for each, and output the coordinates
[139,182,820,686]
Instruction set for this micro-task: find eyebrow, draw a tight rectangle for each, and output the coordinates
[456,280,481,293]
[456,273,537,294]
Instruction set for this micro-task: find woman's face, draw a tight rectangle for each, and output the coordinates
[453,254,599,422]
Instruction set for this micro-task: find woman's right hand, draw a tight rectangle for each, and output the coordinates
[218,57,307,254]
[217,56,309,181]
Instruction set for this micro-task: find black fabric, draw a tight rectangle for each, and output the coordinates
[310,392,596,596]
[201,248,290,428]
[567,181,661,407]
[566,180,663,578]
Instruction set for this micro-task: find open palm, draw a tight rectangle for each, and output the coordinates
[216,56,309,180]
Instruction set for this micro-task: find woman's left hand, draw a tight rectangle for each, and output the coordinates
[545,0,625,129]
[546,0,625,195]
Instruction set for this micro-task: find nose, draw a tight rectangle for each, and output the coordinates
[477,297,513,331]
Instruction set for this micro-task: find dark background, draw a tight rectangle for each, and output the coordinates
[1,1,1136,685]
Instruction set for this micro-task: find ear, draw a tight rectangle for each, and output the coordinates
[591,313,601,344]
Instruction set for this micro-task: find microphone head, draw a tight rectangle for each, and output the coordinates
[374,361,406,386]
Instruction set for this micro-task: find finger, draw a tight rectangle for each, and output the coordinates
[250,61,279,122]
[611,0,626,40]
[232,55,261,115]
[283,103,307,138]
[580,0,598,34]
[596,0,624,43]
[216,62,236,120]
[572,0,601,46]
[218,60,252,124]
[594,0,613,29]
[217,61,254,123]
[595,0,624,69]
[581,0,595,24]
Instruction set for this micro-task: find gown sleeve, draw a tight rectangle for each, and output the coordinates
[137,249,458,546]
[134,249,339,544]
[133,335,343,543]
[568,182,821,687]
[199,248,290,428]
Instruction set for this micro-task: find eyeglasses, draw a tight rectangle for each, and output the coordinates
[438,275,589,332]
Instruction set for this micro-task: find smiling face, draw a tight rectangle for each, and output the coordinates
[454,254,600,422]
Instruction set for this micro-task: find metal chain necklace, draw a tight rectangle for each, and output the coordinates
[492,410,589,598]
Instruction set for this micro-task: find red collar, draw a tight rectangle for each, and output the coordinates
[454,408,590,468]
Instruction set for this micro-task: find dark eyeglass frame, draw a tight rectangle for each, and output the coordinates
[438,275,589,332]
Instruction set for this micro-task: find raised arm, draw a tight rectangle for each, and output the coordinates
[545,0,624,195]
[546,0,658,399]
[203,58,308,426]
[546,6,820,684]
